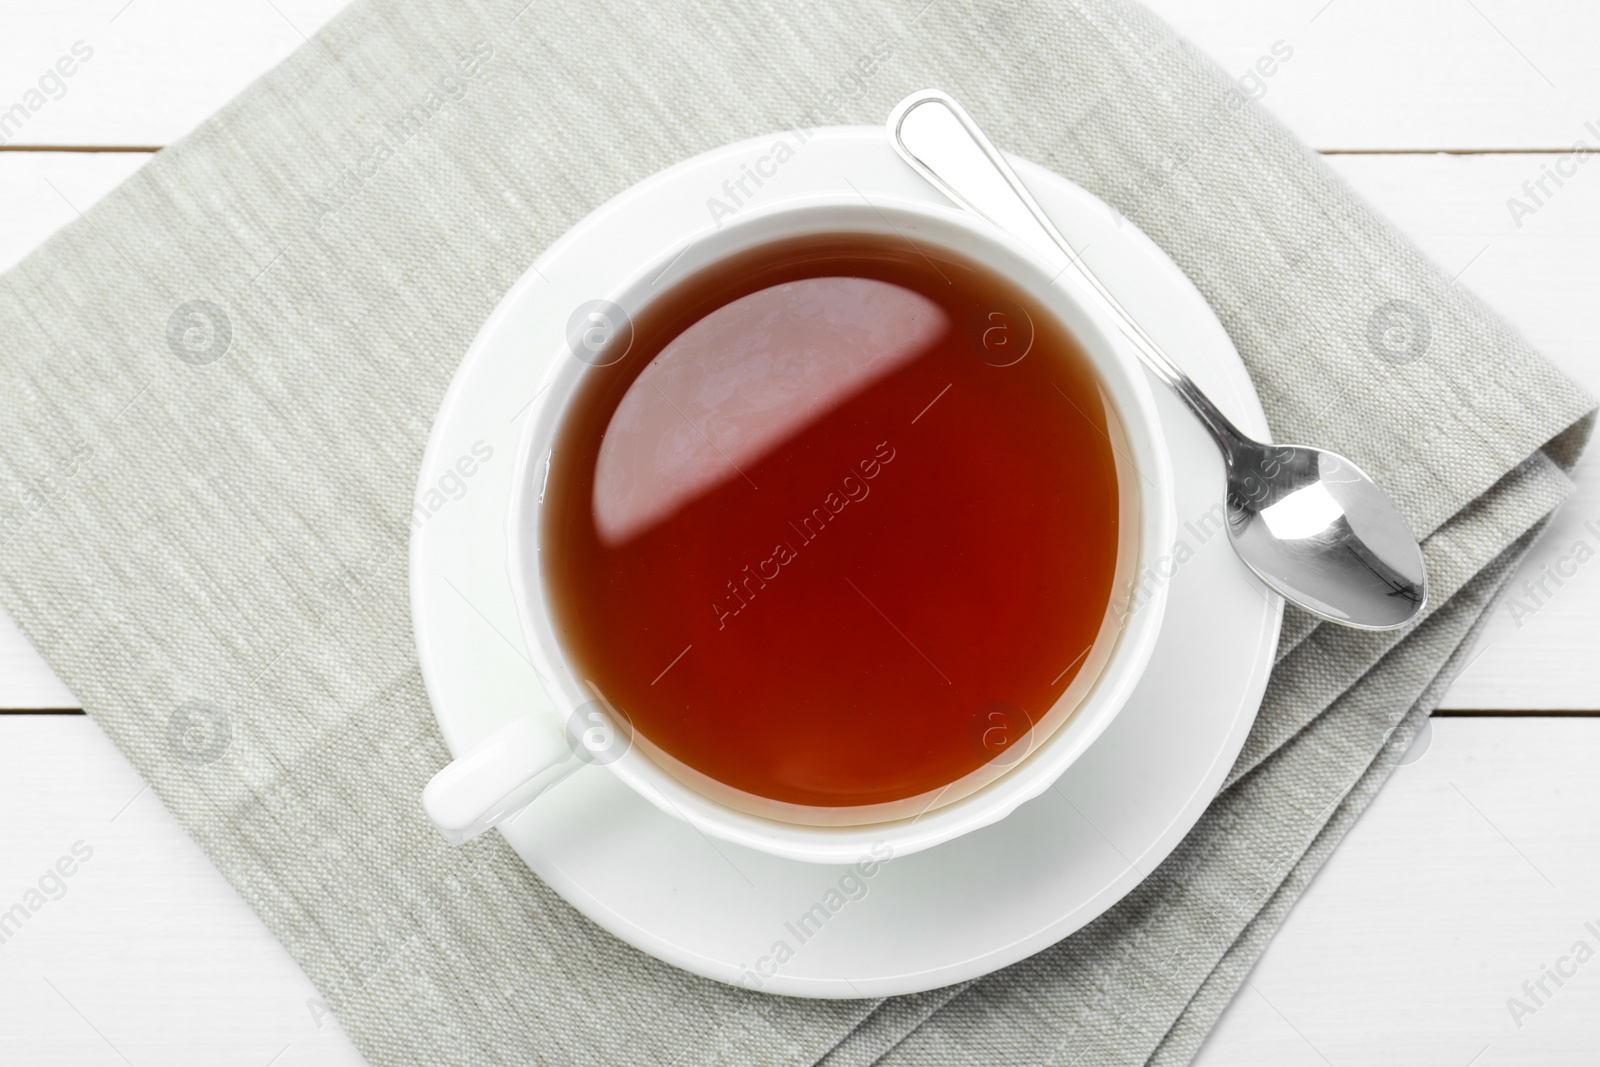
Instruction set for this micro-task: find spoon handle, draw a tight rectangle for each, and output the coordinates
[887,89,1245,455]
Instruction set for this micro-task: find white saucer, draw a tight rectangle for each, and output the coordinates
[410,128,1282,998]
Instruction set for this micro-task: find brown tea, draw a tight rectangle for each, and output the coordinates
[542,231,1124,817]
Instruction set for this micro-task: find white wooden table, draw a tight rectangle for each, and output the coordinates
[1,2,1596,1063]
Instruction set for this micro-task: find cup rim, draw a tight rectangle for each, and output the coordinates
[506,193,1176,863]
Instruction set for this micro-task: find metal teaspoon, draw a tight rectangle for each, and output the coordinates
[887,89,1426,630]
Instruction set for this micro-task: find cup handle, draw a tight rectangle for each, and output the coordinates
[422,715,576,844]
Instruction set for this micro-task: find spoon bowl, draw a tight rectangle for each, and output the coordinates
[1226,438,1425,629]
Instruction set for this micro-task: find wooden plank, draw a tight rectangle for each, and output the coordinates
[0,610,79,709]
[1,713,1593,1063]
[1142,0,1600,150]
[0,1,1596,150]
[0,150,148,272]
[1195,716,1600,1065]
[1,148,1596,707]
[0,0,351,148]
[0,715,365,1065]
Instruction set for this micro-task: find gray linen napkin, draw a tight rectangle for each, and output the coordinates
[0,0,1592,1063]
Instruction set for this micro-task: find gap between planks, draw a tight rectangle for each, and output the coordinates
[0,145,161,153]
[4,146,1600,157]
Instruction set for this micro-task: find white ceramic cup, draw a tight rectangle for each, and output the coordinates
[422,194,1174,863]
